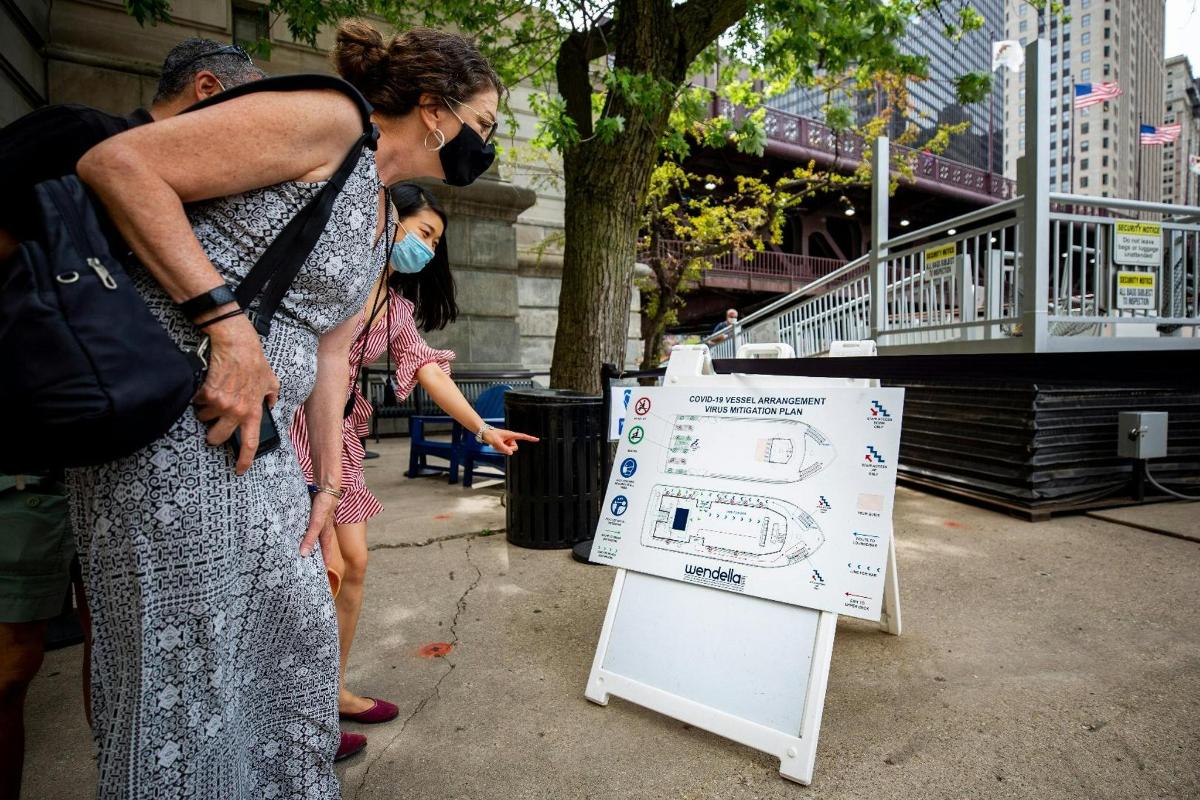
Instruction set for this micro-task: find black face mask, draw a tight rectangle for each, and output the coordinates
[438,122,495,187]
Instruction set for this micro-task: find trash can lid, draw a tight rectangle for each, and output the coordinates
[505,387,602,407]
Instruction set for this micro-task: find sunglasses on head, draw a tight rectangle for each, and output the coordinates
[166,44,253,78]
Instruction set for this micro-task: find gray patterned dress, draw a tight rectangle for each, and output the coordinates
[67,148,387,800]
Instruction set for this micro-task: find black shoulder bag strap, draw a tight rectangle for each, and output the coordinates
[182,74,380,335]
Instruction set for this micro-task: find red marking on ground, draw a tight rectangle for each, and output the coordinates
[418,642,454,658]
[943,520,964,529]
[432,514,452,520]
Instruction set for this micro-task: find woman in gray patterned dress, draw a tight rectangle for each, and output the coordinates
[70,22,503,799]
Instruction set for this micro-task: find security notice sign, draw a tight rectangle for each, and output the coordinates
[924,243,957,277]
[1116,271,1156,310]
[1113,221,1163,267]
[588,386,905,620]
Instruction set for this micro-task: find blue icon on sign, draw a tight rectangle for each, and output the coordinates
[610,495,629,516]
[620,458,638,478]
[623,389,632,408]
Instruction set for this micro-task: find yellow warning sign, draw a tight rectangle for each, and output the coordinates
[1114,222,1162,237]
[923,243,957,277]
[1117,273,1155,288]
[1116,271,1155,310]
[1113,222,1162,266]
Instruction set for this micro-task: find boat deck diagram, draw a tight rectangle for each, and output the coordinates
[664,416,835,484]
[643,485,825,567]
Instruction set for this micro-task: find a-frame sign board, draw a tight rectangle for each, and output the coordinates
[585,345,902,785]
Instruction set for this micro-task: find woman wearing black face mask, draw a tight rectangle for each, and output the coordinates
[335,21,501,187]
[60,20,509,798]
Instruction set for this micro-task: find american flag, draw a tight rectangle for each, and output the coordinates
[1140,123,1182,145]
[1073,81,1122,108]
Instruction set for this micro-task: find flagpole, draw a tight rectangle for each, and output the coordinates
[987,73,995,193]
[1069,78,1075,196]
[1190,151,1196,206]
[1136,112,1142,202]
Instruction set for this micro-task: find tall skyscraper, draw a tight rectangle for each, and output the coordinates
[1162,55,1200,205]
[769,0,1005,173]
[1001,0,1166,201]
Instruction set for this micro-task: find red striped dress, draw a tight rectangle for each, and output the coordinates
[291,288,455,524]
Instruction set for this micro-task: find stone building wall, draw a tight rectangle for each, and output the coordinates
[1,0,51,123]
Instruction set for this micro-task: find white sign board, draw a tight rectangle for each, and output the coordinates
[608,386,633,441]
[589,385,905,621]
[586,346,903,787]
[1115,271,1156,310]
[588,569,836,785]
[1113,221,1162,267]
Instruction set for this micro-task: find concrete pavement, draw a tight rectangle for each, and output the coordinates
[19,439,1200,799]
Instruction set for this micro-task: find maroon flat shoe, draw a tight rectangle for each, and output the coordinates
[339,697,400,724]
[335,731,367,762]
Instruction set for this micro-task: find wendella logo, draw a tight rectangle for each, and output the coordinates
[684,563,745,586]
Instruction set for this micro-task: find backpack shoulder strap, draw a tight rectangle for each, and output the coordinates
[182,74,381,335]
[239,125,379,335]
[182,73,375,139]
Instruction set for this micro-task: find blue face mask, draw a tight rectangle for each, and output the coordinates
[390,227,435,274]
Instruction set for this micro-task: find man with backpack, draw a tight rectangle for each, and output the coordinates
[0,39,264,798]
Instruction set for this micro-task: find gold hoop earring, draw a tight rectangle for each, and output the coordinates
[424,129,446,152]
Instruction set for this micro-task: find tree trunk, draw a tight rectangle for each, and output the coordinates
[549,146,644,392]
[641,317,662,371]
[640,277,675,370]
[640,304,664,370]
[547,0,748,392]
[549,101,672,392]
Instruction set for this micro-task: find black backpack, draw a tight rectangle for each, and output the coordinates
[0,75,379,473]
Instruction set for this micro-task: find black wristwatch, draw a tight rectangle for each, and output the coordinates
[178,284,237,321]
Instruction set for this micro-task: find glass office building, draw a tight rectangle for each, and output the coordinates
[769,1,1005,173]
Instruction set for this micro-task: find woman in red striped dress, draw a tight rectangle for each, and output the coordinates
[291,184,536,759]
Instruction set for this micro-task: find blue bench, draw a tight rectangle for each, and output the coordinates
[455,385,510,488]
[363,368,539,441]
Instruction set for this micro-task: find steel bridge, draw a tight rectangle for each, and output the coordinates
[726,100,1017,206]
[671,102,1016,299]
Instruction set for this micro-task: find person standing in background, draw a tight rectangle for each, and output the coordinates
[711,307,739,343]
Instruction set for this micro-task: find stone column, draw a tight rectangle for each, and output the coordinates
[416,174,537,371]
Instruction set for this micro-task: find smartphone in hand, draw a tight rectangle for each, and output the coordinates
[227,399,281,460]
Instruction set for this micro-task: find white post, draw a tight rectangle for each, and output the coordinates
[986,250,1004,339]
[1020,38,1050,351]
[958,254,978,341]
[869,136,890,338]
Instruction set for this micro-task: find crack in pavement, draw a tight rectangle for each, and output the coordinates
[367,529,503,551]
[350,536,484,799]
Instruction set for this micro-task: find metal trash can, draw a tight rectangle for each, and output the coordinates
[505,388,604,549]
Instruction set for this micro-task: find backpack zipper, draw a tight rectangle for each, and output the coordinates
[45,181,118,289]
[87,257,118,289]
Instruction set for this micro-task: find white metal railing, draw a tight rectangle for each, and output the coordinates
[877,198,1024,349]
[1045,195,1200,336]
[700,256,873,357]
